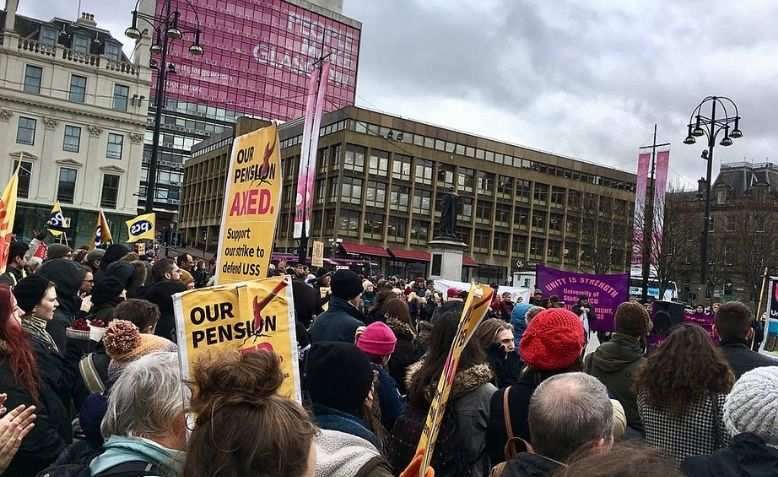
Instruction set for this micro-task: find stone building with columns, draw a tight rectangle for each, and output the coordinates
[0,1,151,245]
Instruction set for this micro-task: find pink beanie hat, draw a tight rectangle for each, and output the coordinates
[357,322,397,357]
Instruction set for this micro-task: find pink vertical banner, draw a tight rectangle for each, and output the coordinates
[651,150,670,260]
[293,61,330,239]
[631,152,651,267]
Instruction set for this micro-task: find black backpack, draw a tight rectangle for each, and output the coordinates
[35,460,163,477]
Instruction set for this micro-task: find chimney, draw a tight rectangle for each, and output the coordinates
[4,0,19,32]
[76,12,97,27]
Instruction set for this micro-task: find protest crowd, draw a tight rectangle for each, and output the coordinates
[1,237,778,477]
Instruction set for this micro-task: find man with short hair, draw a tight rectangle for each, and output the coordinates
[176,253,195,289]
[0,240,29,287]
[144,258,186,341]
[715,301,776,379]
[498,372,614,477]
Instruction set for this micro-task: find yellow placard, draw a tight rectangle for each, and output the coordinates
[47,201,66,237]
[215,125,281,284]
[126,212,155,243]
[91,209,113,249]
[173,276,301,401]
[414,283,494,476]
[320,286,330,312]
[0,171,19,274]
[312,240,324,268]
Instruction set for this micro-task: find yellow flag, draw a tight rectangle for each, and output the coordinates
[125,212,155,243]
[47,201,66,237]
[91,209,113,249]
[0,172,19,274]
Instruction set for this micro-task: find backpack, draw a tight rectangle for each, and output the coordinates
[35,460,163,477]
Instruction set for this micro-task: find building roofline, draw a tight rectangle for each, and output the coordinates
[285,0,362,29]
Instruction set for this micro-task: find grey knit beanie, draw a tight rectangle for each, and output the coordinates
[724,366,778,444]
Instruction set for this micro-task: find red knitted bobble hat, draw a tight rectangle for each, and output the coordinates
[519,308,585,371]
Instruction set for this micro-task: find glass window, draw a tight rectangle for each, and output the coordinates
[412,189,432,215]
[57,167,77,203]
[63,125,81,152]
[39,27,57,48]
[457,167,475,192]
[365,181,386,208]
[495,204,511,224]
[568,190,581,209]
[69,75,86,103]
[368,150,388,176]
[550,187,565,206]
[100,174,120,208]
[363,212,385,238]
[474,230,490,251]
[113,84,130,112]
[476,201,492,221]
[411,221,429,243]
[415,159,433,185]
[16,117,36,145]
[725,215,736,232]
[477,172,494,195]
[390,185,410,212]
[344,145,365,173]
[550,214,563,232]
[106,133,124,160]
[315,179,326,205]
[493,232,509,255]
[12,160,32,198]
[72,34,90,55]
[459,197,473,220]
[341,176,363,204]
[513,235,528,255]
[104,42,121,61]
[497,176,513,196]
[339,210,360,237]
[23,65,42,94]
[533,211,547,230]
[514,208,529,228]
[392,155,411,181]
[387,216,407,243]
[437,165,455,187]
[534,183,548,203]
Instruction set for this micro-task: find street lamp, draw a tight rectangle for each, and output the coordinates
[684,96,742,293]
[126,0,204,213]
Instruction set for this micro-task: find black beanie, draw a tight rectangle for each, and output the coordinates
[91,276,126,306]
[13,275,52,314]
[306,342,373,415]
[331,270,363,301]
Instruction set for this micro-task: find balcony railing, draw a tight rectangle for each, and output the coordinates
[16,37,140,77]
[17,38,57,57]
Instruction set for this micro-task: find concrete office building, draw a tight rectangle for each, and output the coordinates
[0,1,152,245]
[181,107,637,282]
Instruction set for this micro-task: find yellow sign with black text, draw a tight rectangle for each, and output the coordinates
[414,283,494,476]
[125,212,155,243]
[173,276,301,401]
[214,125,281,284]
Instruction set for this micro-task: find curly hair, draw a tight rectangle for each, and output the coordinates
[634,323,733,416]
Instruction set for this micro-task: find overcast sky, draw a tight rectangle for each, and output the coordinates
[15,0,778,187]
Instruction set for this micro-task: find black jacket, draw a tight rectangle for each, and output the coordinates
[144,279,188,341]
[682,432,778,477]
[386,318,421,396]
[0,266,24,287]
[584,333,645,433]
[0,341,71,477]
[310,296,365,343]
[487,344,523,389]
[719,340,777,380]
[38,258,86,351]
[499,453,562,477]
[486,375,538,465]
[292,279,322,328]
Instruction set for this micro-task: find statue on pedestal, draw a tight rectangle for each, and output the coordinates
[436,191,459,241]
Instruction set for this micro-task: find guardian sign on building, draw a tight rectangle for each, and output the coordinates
[214,125,281,284]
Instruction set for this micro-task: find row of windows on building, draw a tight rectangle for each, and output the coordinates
[279,118,635,193]
[23,64,134,111]
[36,25,123,61]
[278,209,627,264]
[13,159,121,209]
[15,116,125,160]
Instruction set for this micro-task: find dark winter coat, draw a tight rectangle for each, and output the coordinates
[389,362,496,477]
[386,317,421,396]
[718,340,777,380]
[584,333,646,433]
[486,375,537,465]
[292,279,322,328]
[312,403,382,450]
[373,364,405,431]
[487,344,523,389]
[0,340,71,477]
[497,453,562,477]
[682,432,778,477]
[37,258,86,351]
[310,296,365,343]
[144,279,187,341]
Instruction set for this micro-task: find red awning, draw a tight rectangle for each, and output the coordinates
[388,248,431,262]
[462,255,479,267]
[340,241,391,258]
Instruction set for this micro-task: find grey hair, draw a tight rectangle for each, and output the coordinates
[525,306,545,323]
[528,372,613,462]
[101,352,189,439]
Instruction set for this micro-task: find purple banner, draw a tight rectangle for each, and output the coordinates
[631,152,650,267]
[536,264,629,332]
[651,150,670,257]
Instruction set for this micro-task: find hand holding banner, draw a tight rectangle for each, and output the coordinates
[411,283,494,477]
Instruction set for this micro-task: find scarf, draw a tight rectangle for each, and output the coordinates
[21,314,59,353]
[89,435,183,477]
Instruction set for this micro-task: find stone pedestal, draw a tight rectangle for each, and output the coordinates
[429,239,467,281]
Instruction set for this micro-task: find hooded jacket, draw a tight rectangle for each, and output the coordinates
[144,279,187,342]
[37,258,86,350]
[682,432,778,477]
[584,333,645,433]
[89,435,182,477]
[510,304,532,349]
[310,296,365,343]
[314,429,393,477]
[387,317,421,396]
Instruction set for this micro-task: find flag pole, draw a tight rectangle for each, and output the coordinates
[756,267,769,322]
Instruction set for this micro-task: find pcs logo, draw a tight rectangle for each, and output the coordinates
[130,220,153,236]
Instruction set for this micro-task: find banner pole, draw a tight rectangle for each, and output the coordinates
[756,267,769,322]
